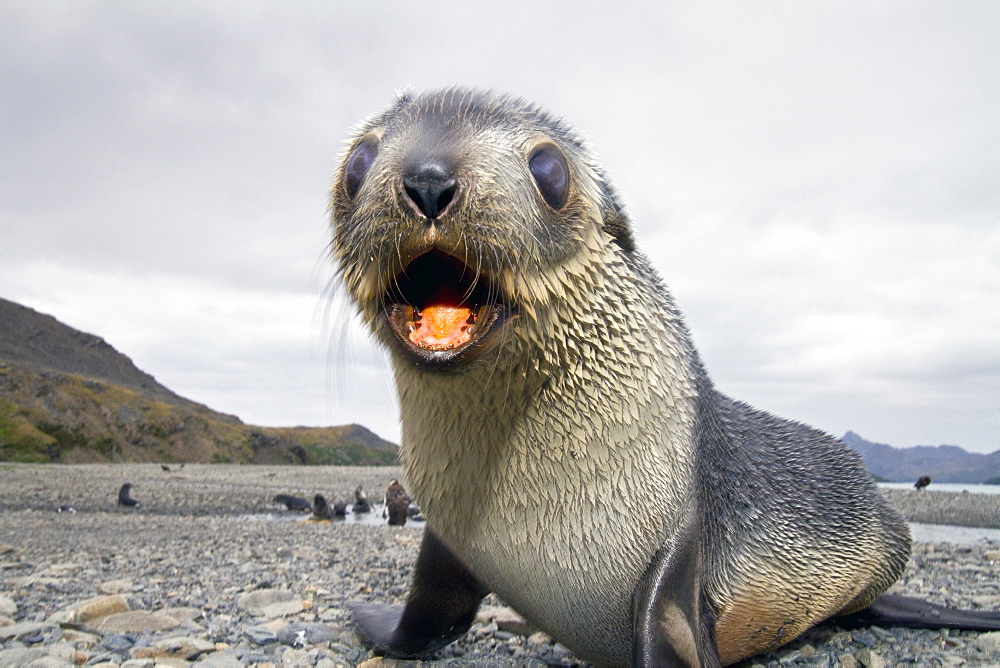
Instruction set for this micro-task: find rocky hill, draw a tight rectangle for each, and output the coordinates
[0,297,398,465]
[0,298,222,414]
[842,430,999,484]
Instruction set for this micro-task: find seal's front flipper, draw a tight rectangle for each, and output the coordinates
[632,522,720,668]
[837,594,1000,631]
[348,602,405,649]
[349,530,488,657]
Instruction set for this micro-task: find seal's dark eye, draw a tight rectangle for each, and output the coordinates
[344,136,379,199]
[529,144,569,210]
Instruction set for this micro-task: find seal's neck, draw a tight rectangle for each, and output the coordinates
[393,233,698,542]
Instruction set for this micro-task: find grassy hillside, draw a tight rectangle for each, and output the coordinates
[0,297,399,466]
[0,362,398,465]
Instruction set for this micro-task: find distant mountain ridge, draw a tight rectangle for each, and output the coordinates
[841,430,999,484]
[0,297,398,465]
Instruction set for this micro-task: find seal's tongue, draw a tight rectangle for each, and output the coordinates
[406,283,474,351]
[408,305,474,350]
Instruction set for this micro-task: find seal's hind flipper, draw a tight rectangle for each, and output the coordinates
[837,594,1000,631]
[632,520,721,667]
[349,530,488,657]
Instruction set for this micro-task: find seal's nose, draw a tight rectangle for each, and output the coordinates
[403,159,457,220]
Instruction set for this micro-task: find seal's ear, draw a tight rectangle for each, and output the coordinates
[602,204,636,253]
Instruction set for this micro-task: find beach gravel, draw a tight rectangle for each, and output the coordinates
[0,464,997,667]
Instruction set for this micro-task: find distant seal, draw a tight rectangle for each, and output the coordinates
[311,494,333,521]
[332,89,999,666]
[273,494,311,512]
[383,480,411,526]
[352,485,372,513]
[117,483,140,508]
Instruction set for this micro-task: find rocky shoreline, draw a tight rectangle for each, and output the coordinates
[1,464,998,667]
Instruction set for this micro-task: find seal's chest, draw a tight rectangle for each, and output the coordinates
[460,491,644,663]
[432,456,669,663]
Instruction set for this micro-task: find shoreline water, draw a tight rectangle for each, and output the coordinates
[1,464,998,666]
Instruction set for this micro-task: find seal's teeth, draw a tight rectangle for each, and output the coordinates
[405,306,419,333]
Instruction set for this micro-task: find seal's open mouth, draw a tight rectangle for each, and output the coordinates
[382,251,507,366]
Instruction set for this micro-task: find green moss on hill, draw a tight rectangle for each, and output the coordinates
[0,364,397,465]
[0,399,57,462]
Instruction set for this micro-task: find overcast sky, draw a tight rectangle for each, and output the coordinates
[2,2,997,454]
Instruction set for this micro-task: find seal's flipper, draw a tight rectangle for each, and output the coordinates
[349,530,488,657]
[348,602,405,649]
[632,523,720,668]
[837,594,1000,631]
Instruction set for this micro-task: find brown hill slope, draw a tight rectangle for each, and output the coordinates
[0,297,398,465]
[0,298,228,416]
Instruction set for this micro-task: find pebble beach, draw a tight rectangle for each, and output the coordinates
[1,464,998,667]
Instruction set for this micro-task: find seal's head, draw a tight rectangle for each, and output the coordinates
[330,88,635,371]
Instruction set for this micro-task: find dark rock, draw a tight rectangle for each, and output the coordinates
[244,627,278,645]
[97,633,135,653]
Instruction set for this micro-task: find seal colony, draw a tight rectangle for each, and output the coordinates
[330,89,999,666]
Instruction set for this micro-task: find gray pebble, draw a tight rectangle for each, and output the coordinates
[0,647,48,668]
[43,645,75,665]
[277,648,312,668]
[856,648,886,668]
[0,596,17,617]
[195,654,242,668]
[975,630,1000,653]
[243,627,278,646]
[95,634,133,653]
[22,657,73,668]
[850,630,876,648]
[0,624,52,643]
[276,623,340,647]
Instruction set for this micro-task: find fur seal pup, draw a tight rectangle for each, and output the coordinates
[331,89,999,666]
[383,479,411,526]
[310,494,333,521]
[117,483,140,508]
[352,484,372,513]
[273,493,311,512]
